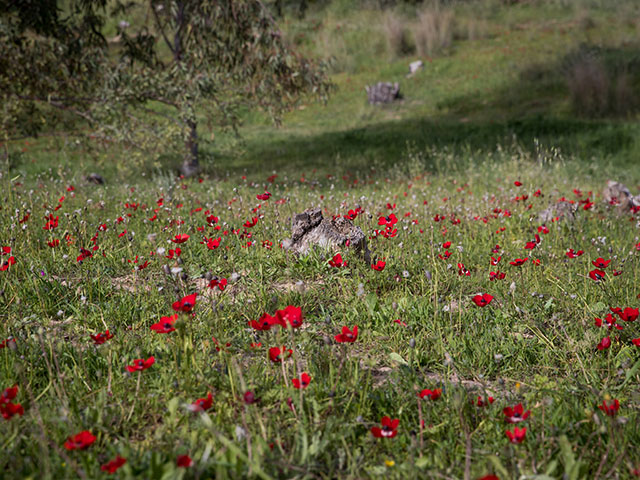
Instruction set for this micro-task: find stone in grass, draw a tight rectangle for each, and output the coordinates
[282,208,371,263]
[86,173,104,185]
[539,200,578,224]
[365,82,402,105]
[602,181,640,212]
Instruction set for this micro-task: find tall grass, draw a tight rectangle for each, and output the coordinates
[413,4,454,57]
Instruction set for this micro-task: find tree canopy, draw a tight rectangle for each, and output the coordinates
[0,0,331,174]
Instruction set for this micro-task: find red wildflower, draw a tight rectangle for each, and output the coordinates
[589,269,606,282]
[90,330,114,345]
[47,239,60,248]
[188,392,213,412]
[276,305,303,328]
[1,385,18,405]
[172,293,198,313]
[592,258,611,269]
[510,258,528,266]
[474,395,495,407]
[208,278,227,291]
[0,247,10,255]
[505,427,526,444]
[371,416,399,438]
[292,373,311,389]
[64,430,97,450]
[597,337,611,350]
[538,225,549,234]
[76,248,93,263]
[166,248,181,259]
[566,249,584,258]
[418,388,442,400]
[371,260,386,271]
[0,256,16,271]
[176,455,193,468]
[268,346,292,363]
[172,234,190,244]
[503,403,530,423]
[490,256,501,266]
[335,326,358,343]
[478,476,500,480]
[244,217,258,228]
[457,263,471,276]
[243,391,259,404]
[256,191,271,201]
[101,456,127,474]
[378,214,398,228]
[126,356,155,372]
[615,307,639,322]
[489,271,505,281]
[598,399,620,417]
[632,338,640,346]
[202,237,221,250]
[43,214,58,230]
[150,314,178,334]
[0,401,24,420]
[514,181,522,187]
[472,293,494,307]
[329,253,347,268]
[249,313,276,331]
[442,241,451,248]
[595,314,622,330]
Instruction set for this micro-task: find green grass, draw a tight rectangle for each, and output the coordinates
[2,0,640,478]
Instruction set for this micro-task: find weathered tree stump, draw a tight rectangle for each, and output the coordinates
[282,208,371,263]
[365,82,402,105]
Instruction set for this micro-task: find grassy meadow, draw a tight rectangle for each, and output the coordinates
[2,0,640,478]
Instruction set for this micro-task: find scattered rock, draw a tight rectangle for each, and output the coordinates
[408,60,424,76]
[539,200,578,223]
[86,173,104,185]
[603,180,640,211]
[365,82,402,105]
[282,208,371,263]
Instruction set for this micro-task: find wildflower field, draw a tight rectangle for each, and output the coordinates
[3,0,640,478]
[2,150,640,479]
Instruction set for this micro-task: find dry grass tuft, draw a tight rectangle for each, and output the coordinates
[412,4,454,57]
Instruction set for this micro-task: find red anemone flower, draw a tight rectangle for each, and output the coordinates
[244,217,258,228]
[371,260,386,271]
[208,278,228,291]
[202,237,221,250]
[269,346,292,363]
[0,401,24,419]
[503,403,530,423]
[592,258,611,269]
[249,313,276,331]
[101,456,127,474]
[0,256,16,271]
[491,256,501,266]
[474,395,495,407]
[510,258,528,266]
[378,214,398,228]
[64,430,97,450]
[335,325,358,343]
[589,269,606,282]
[176,455,193,468]
[505,426,526,444]
[598,399,620,417]
[151,314,178,334]
[371,416,399,438]
[243,391,259,404]
[1,385,18,405]
[329,253,347,268]
[566,249,584,258]
[489,271,505,281]
[276,305,303,328]
[292,373,311,389]
[90,330,114,345]
[172,234,190,244]
[597,336,611,350]
[418,388,442,400]
[256,191,271,201]
[47,239,60,248]
[172,293,198,313]
[478,476,500,480]
[472,293,493,307]
[188,392,213,412]
[166,248,181,259]
[616,307,639,322]
[126,356,155,372]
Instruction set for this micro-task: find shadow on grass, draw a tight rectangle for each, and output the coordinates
[208,115,638,178]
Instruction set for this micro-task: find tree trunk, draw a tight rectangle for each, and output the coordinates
[181,117,200,177]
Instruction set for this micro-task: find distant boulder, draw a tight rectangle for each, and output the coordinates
[365,82,402,105]
[603,181,640,211]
